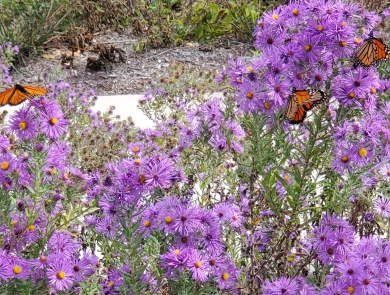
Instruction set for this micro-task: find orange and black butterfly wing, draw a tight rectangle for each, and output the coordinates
[21,85,48,97]
[354,40,376,67]
[7,84,48,106]
[285,89,327,124]
[373,38,390,63]
[0,88,17,106]
[285,95,307,124]
[294,89,327,111]
[289,105,307,124]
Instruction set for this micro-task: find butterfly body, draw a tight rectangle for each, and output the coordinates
[0,84,47,106]
[353,32,390,67]
[285,88,327,124]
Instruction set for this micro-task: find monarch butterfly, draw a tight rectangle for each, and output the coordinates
[0,84,47,106]
[285,88,327,124]
[353,31,390,68]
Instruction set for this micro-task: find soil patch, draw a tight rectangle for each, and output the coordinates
[12,31,253,96]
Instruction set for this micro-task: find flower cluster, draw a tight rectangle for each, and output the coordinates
[140,196,241,289]
[0,231,97,291]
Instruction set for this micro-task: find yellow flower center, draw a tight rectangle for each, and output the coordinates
[355,37,361,45]
[272,14,279,20]
[134,158,141,165]
[50,168,56,175]
[339,40,347,47]
[132,146,140,153]
[40,256,47,263]
[246,66,253,72]
[1,161,9,170]
[64,173,69,179]
[28,225,35,231]
[13,265,22,274]
[387,170,390,176]
[371,88,376,94]
[195,261,202,268]
[11,220,17,226]
[287,254,296,262]
[165,216,173,224]
[341,156,348,163]
[359,148,367,157]
[347,286,355,293]
[174,249,180,255]
[341,21,347,26]
[292,8,299,16]
[49,118,58,125]
[264,101,271,109]
[305,44,312,51]
[19,121,27,130]
[56,271,65,279]
[233,215,238,220]
[283,175,289,181]
[222,272,229,280]
[246,92,254,99]
[317,25,324,31]
[254,217,261,225]
[107,281,114,288]
[348,92,355,99]
[143,220,151,228]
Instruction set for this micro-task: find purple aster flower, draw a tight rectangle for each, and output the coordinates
[0,135,10,153]
[199,227,224,254]
[188,250,208,282]
[307,67,328,89]
[337,257,364,281]
[0,254,10,280]
[357,271,380,294]
[320,281,347,295]
[48,231,81,258]
[312,224,334,252]
[383,7,390,18]
[96,216,118,238]
[364,212,374,222]
[254,26,285,55]
[230,141,244,154]
[30,253,59,270]
[0,152,16,178]
[7,256,30,280]
[212,202,231,223]
[209,132,227,152]
[297,34,323,64]
[351,144,373,168]
[71,257,91,282]
[330,144,354,175]
[128,142,143,155]
[39,107,68,140]
[379,164,390,182]
[142,155,175,189]
[156,207,176,233]
[47,259,74,291]
[7,107,37,140]
[160,246,192,279]
[263,277,299,295]
[331,227,355,255]
[377,246,390,273]
[173,205,199,236]
[266,76,289,107]
[201,97,224,122]
[235,79,264,112]
[373,196,390,218]
[216,262,238,290]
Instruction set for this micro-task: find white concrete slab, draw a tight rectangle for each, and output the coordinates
[91,95,154,128]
